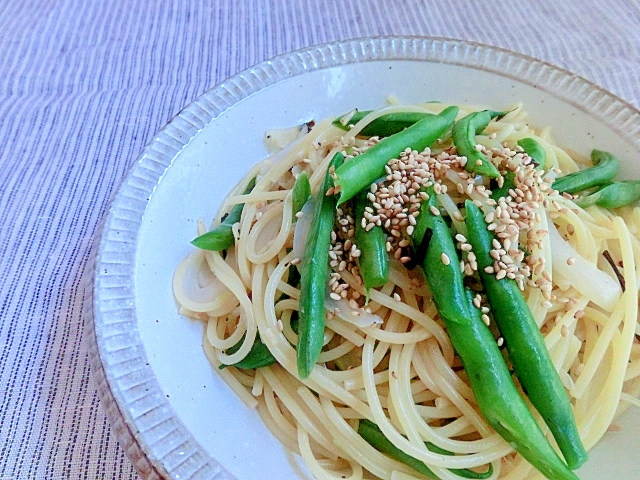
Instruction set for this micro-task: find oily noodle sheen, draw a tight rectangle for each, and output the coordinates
[173,102,640,480]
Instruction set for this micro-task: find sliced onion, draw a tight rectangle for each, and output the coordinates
[264,124,309,153]
[548,219,621,312]
[325,292,384,328]
[292,194,315,262]
[173,250,237,314]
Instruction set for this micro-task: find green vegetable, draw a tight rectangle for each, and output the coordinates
[354,190,389,291]
[552,149,618,194]
[452,290,580,479]
[465,200,587,470]
[292,171,311,216]
[219,335,276,370]
[575,180,640,209]
[334,107,459,205]
[413,194,579,479]
[517,137,546,170]
[297,152,344,379]
[490,171,516,201]
[191,177,257,251]
[332,110,433,137]
[452,110,505,179]
[411,187,470,325]
[357,419,493,479]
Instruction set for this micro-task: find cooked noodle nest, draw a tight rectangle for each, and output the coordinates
[173,102,640,480]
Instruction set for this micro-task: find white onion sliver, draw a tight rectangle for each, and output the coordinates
[325,293,384,328]
[292,195,316,262]
[548,220,621,311]
[173,251,235,312]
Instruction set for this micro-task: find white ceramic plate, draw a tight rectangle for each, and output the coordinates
[87,37,640,480]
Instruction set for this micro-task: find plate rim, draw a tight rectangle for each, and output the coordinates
[85,35,640,480]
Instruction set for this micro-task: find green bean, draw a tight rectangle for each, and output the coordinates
[292,171,311,216]
[191,177,257,251]
[575,180,640,209]
[357,419,493,479]
[297,152,344,379]
[414,195,579,479]
[451,290,580,480]
[411,187,470,324]
[490,171,516,201]
[334,107,459,205]
[465,200,587,470]
[219,335,276,370]
[517,137,546,170]
[354,190,389,291]
[452,110,505,179]
[332,110,434,137]
[552,149,618,194]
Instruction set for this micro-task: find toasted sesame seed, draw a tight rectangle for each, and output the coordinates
[473,294,482,308]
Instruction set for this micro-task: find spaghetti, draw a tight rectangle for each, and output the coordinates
[173,101,640,479]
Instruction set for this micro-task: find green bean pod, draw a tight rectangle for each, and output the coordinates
[490,171,516,201]
[219,335,276,370]
[334,106,459,205]
[357,419,493,479]
[332,110,433,137]
[552,149,618,194]
[450,290,580,480]
[292,171,311,216]
[452,110,505,179]
[416,197,579,479]
[517,137,546,170]
[464,200,587,470]
[575,180,640,209]
[354,190,389,291]
[297,152,344,379]
[191,177,257,251]
[411,187,470,324]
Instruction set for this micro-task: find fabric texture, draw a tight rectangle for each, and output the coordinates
[0,0,638,478]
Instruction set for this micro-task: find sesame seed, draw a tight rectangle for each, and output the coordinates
[473,294,481,308]
[566,257,576,266]
[497,337,504,347]
[429,205,440,216]
[393,293,401,302]
[441,253,450,265]
[329,292,341,301]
